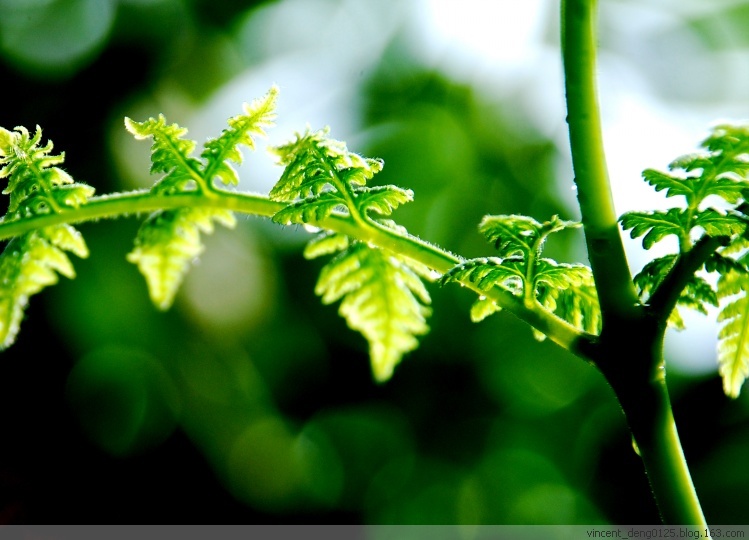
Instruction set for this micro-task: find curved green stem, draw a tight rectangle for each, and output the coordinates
[0,187,588,352]
[649,235,725,323]
[364,219,587,352]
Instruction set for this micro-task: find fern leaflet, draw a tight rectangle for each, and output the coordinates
[619,208,689,250]
[125,86,277,194]
[441,215,601,337]
[269,128,411,225]
[200,86,278,187]
[0,126,93,348]
[717,268,749,398]
[0,226,87,348]
[0,126,95,218]
[305,232,432,382]
[127,208,236,310]
[125,87,276,308]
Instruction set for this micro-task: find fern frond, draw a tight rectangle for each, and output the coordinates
[0,225,88,348]
[0,125,94,217]
[269,128,404,225]
[642,168,744,205]
[271,192,346,225]
[717,269,749,397]
[705,252,748,275]
[442,215,600,336]
[702,124,749,159]
[126,86,277,194]
[478,214,580,258]
[441,257,524,295]
[124,89,276,308]
[633,256,676,302]
[547,282,601,336]
[200,85,278,187]
[620,208,688,249]
[306,237,431,382]
[354,186,414,216]
[303,232,350,259]
[534,260,601,335]
[623,123,749,265]
[633,255,718,329]
[0,126,92,348]
[641,124,749,208]
[271,129,377,201]
[125,115,202,193]
[127,208,236,310]
[693,208,747,238]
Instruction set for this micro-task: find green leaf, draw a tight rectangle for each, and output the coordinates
[443,214,598,336]
[127,208,236,310]
[678,275,718,315]
[642,168,696,200]
[534,259,601,335]
[312,241,431,382]
[200,85,278,187]
[123,90,277,309]
[270,128,380,202]
[646,159,747,205]
[0,125,92,349]
[125,115,202,193]
[705,252,748,275]
[702,124,749,156]
[354,185,414,216]
[0,225,88,349]
[271,192,346,226]
[270,128,398,225]
[303,232,350,259]
[717,269,749,398]
[478,214,579,258]
[0,125,94,217]
[620,208,687,249]
[469,296,501,322]
[633,255,718,329]
[126,86,277,194]
[640,123,749,211]
[633,255,677,303]
[440,257,525,296]
[544,282,601,336]
[693,208,746,238]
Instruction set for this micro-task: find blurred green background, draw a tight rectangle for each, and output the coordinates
[1,0,749,525]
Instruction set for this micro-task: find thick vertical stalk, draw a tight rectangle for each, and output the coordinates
[595,335,709,527]
[622,380,709,526]
[561,0,639,321]
[562,0,709,527]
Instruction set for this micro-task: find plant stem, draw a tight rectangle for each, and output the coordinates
[562,0,709,527]
[0,188,588,351]
[561,0,639,321]
[595,335,710,528]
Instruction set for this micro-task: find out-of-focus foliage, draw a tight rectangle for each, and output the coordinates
[1,0,749,527]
